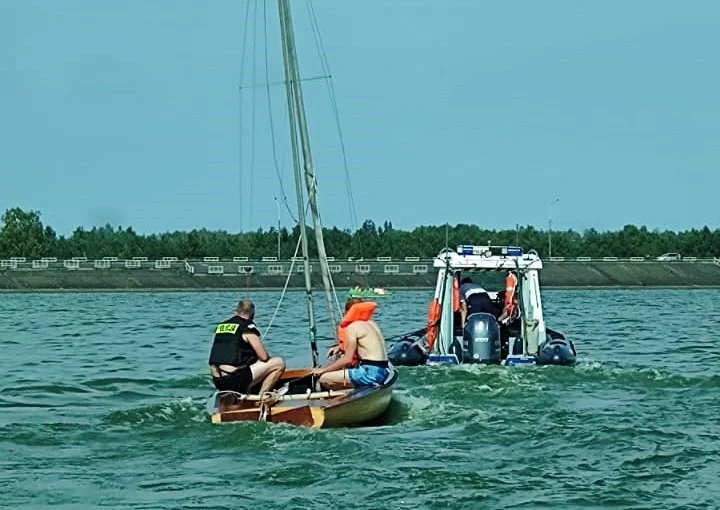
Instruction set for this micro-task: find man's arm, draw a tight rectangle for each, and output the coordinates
[314,327,358,374]
[245,333,270,362]
[459,301,467,325]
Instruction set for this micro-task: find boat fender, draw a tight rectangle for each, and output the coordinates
[388,339,427,366]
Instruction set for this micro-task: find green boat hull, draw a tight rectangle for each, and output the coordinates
[348,288,392,298]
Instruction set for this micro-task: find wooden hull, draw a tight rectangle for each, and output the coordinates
[210,368,396,428]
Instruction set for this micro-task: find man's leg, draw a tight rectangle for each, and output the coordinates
[318,369,353,390]
[249,357,286,395]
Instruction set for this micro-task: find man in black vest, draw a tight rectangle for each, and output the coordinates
[208,300,285,395]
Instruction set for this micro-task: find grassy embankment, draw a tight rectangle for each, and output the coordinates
[2,261,720,291]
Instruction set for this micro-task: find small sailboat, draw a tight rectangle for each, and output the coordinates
[211,368,396,427]
[210,0,397,428]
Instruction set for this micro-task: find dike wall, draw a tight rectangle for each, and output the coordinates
[1,261,720,291]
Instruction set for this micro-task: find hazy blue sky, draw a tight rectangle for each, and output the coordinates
[1,1,718,235]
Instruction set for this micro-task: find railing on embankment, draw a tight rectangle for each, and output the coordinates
[1,256,720,289]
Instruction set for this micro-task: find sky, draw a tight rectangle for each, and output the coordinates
[1,0,718,236]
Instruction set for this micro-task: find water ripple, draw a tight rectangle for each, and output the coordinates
[0,289,719,508]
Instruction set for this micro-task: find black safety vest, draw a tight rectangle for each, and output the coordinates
[208,315,259,367]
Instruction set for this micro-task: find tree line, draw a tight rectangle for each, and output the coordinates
[1,207,718,260]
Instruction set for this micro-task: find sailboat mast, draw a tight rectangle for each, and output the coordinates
[278,0,318,367]
[281,0,340,331]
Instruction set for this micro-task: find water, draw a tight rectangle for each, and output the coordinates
[1,289,719,509]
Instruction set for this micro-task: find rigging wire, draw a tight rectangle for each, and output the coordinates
[262,233,302,341]
[249,0,259,230]
[238,0,251,232]
[305,0,359,232]
[305,1,363,261]
[263,0,298,223]
[261,197,313,341]
[283,0,340,336]
[246,1,347,340]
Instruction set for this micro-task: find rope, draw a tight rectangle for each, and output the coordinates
[258,390,281,421]
[324,258,343,331]
[384,325,429,343]
[262,233,302,340]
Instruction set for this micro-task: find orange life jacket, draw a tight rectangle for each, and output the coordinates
[425,299,441,351]
[337,301,377,366]
[452,276,460,312]
[426,277,459,351]
[504,272,518,318]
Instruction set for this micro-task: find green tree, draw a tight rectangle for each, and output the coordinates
[0,207,54,258]
[2,206,720,260]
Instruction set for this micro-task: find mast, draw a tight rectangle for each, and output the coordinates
[279,0,340,333]
[281,0,340,332]
[278,0,318,367]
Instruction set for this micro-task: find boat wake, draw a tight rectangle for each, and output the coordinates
[379,359,720,430]
[102,397,208,426]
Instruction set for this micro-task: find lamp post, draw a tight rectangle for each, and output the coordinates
[548,198,559,258]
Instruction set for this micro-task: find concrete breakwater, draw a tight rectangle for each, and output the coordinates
[1,259,720,291]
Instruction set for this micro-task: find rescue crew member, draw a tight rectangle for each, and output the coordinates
[208,300,285,396]
[459,276,494,325]
[312,298,392,389]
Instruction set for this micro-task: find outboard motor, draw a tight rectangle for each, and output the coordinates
[462,313,501,364]
[536,328,577,366]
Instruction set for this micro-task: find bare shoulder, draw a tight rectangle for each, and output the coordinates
[365,319,383,331]
[346,321,365,333]
[346,320,377,336]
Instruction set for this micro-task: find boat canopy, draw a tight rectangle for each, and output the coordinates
[433,245,543,271]
[430,244,547,359]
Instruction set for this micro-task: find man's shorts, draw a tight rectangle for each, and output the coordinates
[346,364,391,387]
[212,365,253,394]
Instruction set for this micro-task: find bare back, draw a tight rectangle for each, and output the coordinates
[346,319,388,362]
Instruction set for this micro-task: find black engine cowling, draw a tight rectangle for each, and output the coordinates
[462,313,501,364]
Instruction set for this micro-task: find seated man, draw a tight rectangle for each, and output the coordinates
[208,299,285,396]
[311,298,391,389]
[459,276,495,325]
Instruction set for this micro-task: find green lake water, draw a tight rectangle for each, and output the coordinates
[1,289,718,509]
